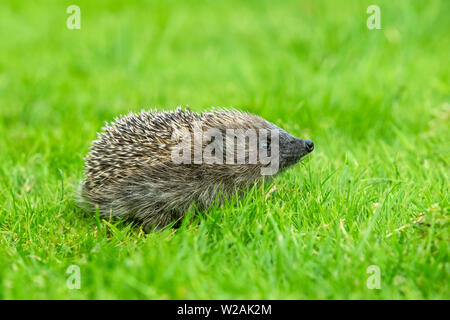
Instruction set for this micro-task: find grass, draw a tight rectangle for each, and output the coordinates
[0,0,448,299]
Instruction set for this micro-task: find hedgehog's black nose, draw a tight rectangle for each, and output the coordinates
[304,140,314,152]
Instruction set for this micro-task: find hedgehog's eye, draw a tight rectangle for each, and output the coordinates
[260,140,271,150]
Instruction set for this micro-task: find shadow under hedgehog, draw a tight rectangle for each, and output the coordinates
[80,108,314,231]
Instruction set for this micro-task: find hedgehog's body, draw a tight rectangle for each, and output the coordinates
[81,109,313,230]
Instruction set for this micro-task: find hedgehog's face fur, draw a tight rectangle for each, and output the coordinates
[81,108,314,231]
[198,114,313,176]
[277,128,314,170]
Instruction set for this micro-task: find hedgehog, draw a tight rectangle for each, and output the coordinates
[81,108,314,231]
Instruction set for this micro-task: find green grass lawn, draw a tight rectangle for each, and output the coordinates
[0,0,448,299]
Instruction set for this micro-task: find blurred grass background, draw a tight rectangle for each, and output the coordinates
[0,0,448,299]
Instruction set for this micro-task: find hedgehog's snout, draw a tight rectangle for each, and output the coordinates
[293,138,314,158]
[304,139,314,153]
[279,136,314,169]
